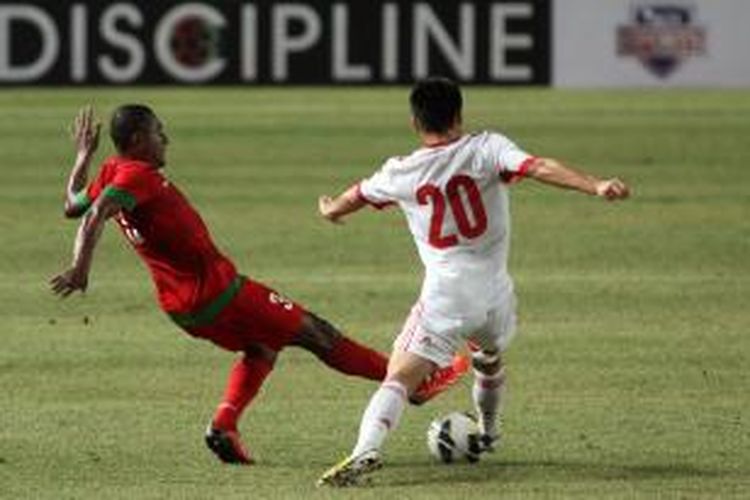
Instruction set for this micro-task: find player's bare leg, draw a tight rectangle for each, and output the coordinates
[293,312,388,380]
[471,348,506,452]
[318,351,434,487]
[296,312,468,403]
[206,343,276,465]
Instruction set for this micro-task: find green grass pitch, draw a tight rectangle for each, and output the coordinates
[0,87,748,499]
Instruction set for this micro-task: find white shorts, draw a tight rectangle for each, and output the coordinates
[393,295,518,368]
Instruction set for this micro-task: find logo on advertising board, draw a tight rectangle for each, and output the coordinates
[617,4,706,78]
[170,13,221,69]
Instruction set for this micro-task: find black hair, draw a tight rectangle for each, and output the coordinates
[409,77,463,133]
[110,104,156,152]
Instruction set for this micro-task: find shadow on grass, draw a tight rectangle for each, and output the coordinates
[384,459,728,487]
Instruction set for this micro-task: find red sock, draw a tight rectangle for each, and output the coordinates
[212,355,274,431]
[321,336,388,381]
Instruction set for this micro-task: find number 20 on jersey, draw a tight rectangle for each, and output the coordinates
[417,175,488,249]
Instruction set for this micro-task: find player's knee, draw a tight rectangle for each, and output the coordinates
[296,312,342,354]
[472,349,502,376]
[243,342,277,364]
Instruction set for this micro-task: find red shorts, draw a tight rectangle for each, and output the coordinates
[182,278,305,352]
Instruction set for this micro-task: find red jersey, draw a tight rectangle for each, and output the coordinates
[81,156,237,315]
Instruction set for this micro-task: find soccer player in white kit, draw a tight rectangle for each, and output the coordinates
[317,77,630,487]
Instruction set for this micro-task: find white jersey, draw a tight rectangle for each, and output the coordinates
[359,131,533,338]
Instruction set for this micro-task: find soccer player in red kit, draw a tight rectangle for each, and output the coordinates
[50,105,467,465]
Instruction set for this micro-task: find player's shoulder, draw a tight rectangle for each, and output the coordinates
[116,157,153,171]
[469,130,515,147]
[92,156,120,182]
[377,154,410,175]
[107,156,158,178]
[98,157,165,196]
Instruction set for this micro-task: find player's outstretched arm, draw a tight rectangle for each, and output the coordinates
[525,157,630,201]
[64,105,101,218]
[50,195,121,298]
[318,184,366,224]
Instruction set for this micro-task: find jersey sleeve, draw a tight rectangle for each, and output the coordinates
[484,132,536,183]
[357,158,399,209]
[101,167,154,211]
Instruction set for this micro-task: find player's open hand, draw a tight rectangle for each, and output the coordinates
[71,105,101,160]
[49,267,88,298]
[595,178,630,201]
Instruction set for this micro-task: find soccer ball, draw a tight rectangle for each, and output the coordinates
[427,412,482,463]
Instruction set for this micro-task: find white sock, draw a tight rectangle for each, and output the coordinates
[472,366,506,438]
[351,380,407,456]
